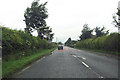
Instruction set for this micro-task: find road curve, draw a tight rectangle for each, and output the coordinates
[16,46,118,78]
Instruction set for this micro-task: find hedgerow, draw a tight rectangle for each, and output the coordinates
[75,33,120,53]
[2,26,56,60]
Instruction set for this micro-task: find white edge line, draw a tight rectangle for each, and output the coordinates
[36,57,45,63]
[21,66,31,72]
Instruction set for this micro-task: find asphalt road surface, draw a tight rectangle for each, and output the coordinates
[16,46,119,78]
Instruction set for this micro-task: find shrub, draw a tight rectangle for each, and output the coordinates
[2,26,56,59]
[75,33,120,52]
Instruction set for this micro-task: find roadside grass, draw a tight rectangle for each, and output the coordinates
[75,47,120,56]
[2,48,56,78]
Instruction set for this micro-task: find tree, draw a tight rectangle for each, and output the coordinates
[112,8,120,28]
[58,42,63,45]
[37,26,54,40]
[44,27,54,41]
[24,0,48,34]
[65,38,71,46]
[95,26,109,37]
[79,24,93,40]
[49,33,54,41]
[37,25,47,39]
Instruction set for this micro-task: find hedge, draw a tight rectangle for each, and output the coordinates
[75,33,120,53]
[1,26,56,60]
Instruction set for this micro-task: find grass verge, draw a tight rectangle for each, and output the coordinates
[75,47,120,56]
[2,48,56,78]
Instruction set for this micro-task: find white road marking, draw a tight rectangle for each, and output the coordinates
[16,65,31,76]
[81,61,104,78]
[36,57,45,63]
[82,62,89,68]
[78,56,86,60]
[82,57,86,60]
[36,59,41,63]
[99,76,104,78]
[72,55,77,58]
[15,56,46,76]
[89,67,104,78]
[71,54,104,78]
[21,66,31,72]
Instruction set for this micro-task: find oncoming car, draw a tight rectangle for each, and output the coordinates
[58,45,63,50]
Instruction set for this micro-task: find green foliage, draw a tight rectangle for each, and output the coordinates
[65,38,77,48]
[95,26,109,37]
[2,48,56,78]
[104,33,119,51]
[24,1,48,34]
[58,42,63,45]
[112,9,120,27]
[37,26,54,40]
[65,38,71,46]
[117,9,120,16]
[24,1,54,40]
[79,24,93,40]
[2,27,56,60]
[76,33,120,53]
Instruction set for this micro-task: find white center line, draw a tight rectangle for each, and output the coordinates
[72,55,77,58]
[82,62,89,68]
[99,76,104,78]
[82,57,86,60]
[72,55,104,78]
[78,56,86,60]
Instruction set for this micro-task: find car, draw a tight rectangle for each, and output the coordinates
[58,45,63,50]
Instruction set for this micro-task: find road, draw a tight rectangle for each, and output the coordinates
[16,46,118,78]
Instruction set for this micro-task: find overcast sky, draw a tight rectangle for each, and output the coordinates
[0,0,119,43]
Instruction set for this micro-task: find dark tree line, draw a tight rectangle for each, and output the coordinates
[79,24,109,40]
[79,24,93,40]
[65,6,120,51]
[65,38,77,48]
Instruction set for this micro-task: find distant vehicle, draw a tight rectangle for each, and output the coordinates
[58,45,63,50]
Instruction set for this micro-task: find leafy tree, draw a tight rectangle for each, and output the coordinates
[112,9,120,28]
[49,33,54,41]
[37,26,54,40]
[79,24,93,40]
[95,26,109,37]
[44,26,54,41]
[24,1,48,34]
[65,38,77,47]
[58,42,63,45]
[37,25,47,39]
[65,38,71,46]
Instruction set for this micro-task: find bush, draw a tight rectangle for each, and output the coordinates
[75,33,120,53]
[104,33,119,51]
[2,27,56,60]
